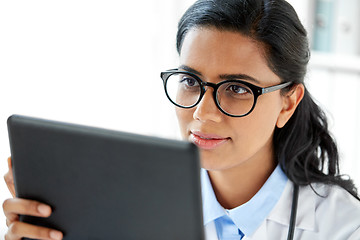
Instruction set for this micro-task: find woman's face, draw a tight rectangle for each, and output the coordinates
[176,28,287,171]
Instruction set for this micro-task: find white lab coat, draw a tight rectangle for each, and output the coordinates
[204,180,360,240]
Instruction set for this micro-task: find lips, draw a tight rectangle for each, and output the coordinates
[190,131,230,150]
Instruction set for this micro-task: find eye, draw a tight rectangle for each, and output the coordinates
[226,84,251,95]
[179,75,199,88]
[229,85,248,94]
[220,82,253,100]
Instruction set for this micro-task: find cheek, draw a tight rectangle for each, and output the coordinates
[245,94,283,138]
[230,95,283,152]
[175,108,194,139]
[257,94,284,124]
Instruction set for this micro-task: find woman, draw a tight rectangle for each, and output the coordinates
[3,0,360,239]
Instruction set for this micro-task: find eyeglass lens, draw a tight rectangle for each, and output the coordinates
[165,72,255,116]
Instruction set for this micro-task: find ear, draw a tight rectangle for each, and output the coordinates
[276,84,305,128]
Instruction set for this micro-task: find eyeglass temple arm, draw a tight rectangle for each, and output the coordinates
[262,82,293,94]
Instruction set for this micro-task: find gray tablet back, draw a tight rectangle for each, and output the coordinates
[7,115,204,240]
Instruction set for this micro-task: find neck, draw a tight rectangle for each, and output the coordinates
[207,155,277,209]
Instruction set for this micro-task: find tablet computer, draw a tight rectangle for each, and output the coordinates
[7,115,204,240]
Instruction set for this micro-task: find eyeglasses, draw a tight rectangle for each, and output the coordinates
[160,69,293,117]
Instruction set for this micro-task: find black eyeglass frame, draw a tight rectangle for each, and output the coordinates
[160,69,293,117]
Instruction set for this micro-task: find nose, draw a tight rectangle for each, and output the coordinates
[193,87,222,123]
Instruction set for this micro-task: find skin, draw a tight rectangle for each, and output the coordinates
[3,157,63,240]
[176,27,304,209]
[2,27,304,239]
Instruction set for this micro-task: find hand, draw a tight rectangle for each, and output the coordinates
[3,198,63,240]
[3,158,63,240]
[4,157,15,198]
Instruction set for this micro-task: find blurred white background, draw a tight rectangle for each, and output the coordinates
[0,0,359,237]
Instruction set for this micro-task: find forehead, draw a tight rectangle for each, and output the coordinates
[179,27,279,85]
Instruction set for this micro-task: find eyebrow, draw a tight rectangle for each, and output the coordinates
[178,64,261,84]
[178,65,203,76]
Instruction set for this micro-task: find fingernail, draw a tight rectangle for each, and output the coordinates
[37,204,51,215]
[50,230,63,240]
[7,157,12,168]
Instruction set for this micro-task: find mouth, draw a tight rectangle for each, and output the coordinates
[190,131,230,150]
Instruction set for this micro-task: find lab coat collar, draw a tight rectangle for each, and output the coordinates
[267,181,316,232]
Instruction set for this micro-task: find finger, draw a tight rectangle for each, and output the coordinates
[6,215,19,227]
[3,198,52,221]
[4,172,16,198]
[7,221,63,240]
[4,157,16,197]
[7,157,12,169]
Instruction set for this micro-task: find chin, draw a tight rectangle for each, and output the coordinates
[199,150,221,169]
[199,155,229,171]
[200,151,249,171]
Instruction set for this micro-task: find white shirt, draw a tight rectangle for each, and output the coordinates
[202,165,288,239]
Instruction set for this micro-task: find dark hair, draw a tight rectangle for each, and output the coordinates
[177,0,359,199]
